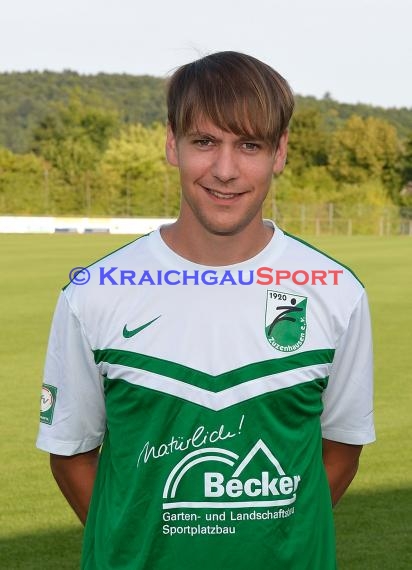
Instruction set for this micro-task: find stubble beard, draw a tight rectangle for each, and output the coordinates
[183,194,267,237]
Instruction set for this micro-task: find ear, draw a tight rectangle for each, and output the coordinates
[272,130,289,175]
[165,124,179,167]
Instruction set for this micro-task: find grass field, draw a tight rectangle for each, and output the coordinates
[0,233,411,569]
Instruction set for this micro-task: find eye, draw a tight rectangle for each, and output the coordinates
[241,142,261,151]
[193,138,214,148]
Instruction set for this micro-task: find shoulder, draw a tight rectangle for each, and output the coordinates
[61,231,155,317]
[273,229,368,341]
[64,232,152,291]
[282,230,364,291]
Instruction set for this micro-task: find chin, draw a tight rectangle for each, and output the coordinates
[186,203,262,237]
[200,218,252,237]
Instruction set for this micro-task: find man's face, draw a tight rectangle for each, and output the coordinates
[166,119,288,237]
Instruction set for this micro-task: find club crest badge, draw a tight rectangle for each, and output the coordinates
[265,290,307,352]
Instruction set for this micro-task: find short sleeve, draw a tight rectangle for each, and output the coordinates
[36,290,106,455]
[321,290,375,445]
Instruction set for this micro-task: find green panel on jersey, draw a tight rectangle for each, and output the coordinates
[82,377,336,569]
[93,348,334,391]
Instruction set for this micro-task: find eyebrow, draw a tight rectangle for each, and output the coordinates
[186,130,263,142]
[187,130,216,138]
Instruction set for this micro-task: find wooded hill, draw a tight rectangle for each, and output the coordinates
[1,70,411,153]
[0,71,411,225]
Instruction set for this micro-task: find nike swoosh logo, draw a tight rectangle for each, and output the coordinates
[123,316,161,338]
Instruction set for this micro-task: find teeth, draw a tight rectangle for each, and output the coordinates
[209,189,236,199]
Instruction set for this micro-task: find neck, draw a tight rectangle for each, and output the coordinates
[160,219,273,266]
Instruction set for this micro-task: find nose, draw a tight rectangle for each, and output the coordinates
[211,145,240,183]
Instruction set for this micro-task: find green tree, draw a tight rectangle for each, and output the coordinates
[399,133,412,207]
[100,123,180,216]
[0,147,46,213]
[328,115,402,198]
[287,109,329,176]
[0,146,80,215]
[401,133,412,184]
[32,96,119,214]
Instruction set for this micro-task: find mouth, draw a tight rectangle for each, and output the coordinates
[202,186,244,201]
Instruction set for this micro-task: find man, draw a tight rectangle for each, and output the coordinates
[37,51,375,569]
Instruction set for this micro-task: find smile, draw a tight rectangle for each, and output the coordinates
[204,187,242,200]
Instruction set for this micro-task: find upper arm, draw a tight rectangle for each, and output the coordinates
[322,438,362,467]
[50,447,100,475]
[49,448,101,525]
[36,291,106,456]
[322,438,363,505]
[321,291,375,446]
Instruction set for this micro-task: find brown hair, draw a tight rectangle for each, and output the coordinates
[167,51,294,150]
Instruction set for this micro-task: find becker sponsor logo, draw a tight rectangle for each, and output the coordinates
[162,439,301,510]
[205,471,300,499]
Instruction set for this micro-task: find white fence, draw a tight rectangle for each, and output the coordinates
[0,216,176,234]
[1,212,411,236]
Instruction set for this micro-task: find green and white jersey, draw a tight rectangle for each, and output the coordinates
[37,222,375,570]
